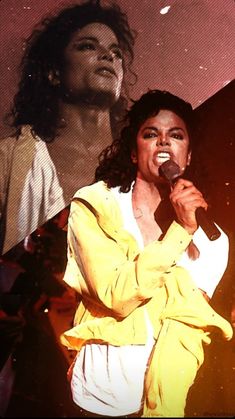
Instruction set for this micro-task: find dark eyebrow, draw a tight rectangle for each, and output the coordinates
[72,36,120,49]
[142,126,186,133]
[169,126,186,134]
[73,36,98,42]
[141,126,158,131]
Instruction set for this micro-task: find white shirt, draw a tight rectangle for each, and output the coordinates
[18,139,65,240]
[71,185,229,416]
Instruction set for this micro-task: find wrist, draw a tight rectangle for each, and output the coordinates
[179,223,197,235]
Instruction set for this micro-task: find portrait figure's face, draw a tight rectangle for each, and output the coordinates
[61,23,124,105]
[132,109,191,182]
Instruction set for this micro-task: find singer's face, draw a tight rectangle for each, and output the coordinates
[62,23,123,104]
[133,109,191,183]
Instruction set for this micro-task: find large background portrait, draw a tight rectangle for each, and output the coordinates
[0,0,234,253]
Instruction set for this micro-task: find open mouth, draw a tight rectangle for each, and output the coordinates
[154,152,171,164]
[95,67,116,77]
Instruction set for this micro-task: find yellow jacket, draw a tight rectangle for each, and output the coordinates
[61,181,233,417]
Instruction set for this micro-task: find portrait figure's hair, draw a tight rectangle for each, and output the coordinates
[95,89,194,192]
[7,0,136,141]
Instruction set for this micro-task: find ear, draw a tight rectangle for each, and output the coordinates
[186,150,192,166]
[131,150,137,164]
[48,69,60,86]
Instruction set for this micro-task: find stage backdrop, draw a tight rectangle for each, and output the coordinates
[0,0,234,136]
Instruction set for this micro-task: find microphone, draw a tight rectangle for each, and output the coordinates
[159,160,221,241]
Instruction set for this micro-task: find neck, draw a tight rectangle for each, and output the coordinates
[56,101,113,147]
[132,178,163,216]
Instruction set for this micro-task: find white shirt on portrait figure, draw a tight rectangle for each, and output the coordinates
[71,185,229,417]
[18,139,65,241]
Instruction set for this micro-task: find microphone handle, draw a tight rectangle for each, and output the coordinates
[195,207,221,241]
[159,160,221,241]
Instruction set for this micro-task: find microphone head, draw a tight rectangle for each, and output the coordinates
[159,160,181,184]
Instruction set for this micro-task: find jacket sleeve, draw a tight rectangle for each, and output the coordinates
[0,137,15,221]
[0,137,16,253]
[64,197,192,318]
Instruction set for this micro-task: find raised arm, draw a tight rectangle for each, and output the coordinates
[64,196,192,318]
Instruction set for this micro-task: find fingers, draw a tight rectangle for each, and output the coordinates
[170,179,208,211]
[169,178,208,234]
[171,178,194,192]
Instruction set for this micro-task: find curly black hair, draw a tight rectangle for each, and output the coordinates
[95,89,195,192]
[7,0,136,141]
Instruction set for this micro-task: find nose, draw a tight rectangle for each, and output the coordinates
[156,135,170,146]
[98,45,114,62]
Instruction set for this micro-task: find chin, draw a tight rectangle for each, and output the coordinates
[90,90,119,109]
[62,87,119,108]
[90,78,121,103]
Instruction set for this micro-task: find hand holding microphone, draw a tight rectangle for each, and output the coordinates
[159,160,221,240]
